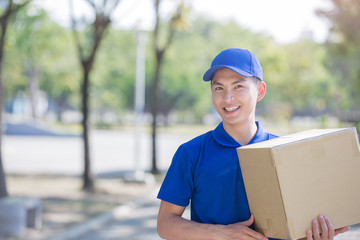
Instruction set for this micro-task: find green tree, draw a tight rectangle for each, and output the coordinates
[317,0,360,119]
[150,0,190,174]
[5,6,80,121]
[0,0,31,198]
[264,39,339,118]
[69,0,120,191]
[90,27,136,125]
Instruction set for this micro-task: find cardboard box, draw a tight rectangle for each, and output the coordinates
[237,127,360,240]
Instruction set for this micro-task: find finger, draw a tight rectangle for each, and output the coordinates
[246,229,268,240]
[312,219,321,240]
[306,229,313,240]
[240,214,255,227]
[233,224,268,240]
[324,216,334,239]
[334,226,351,236]
[238,215,268,240]
[318,216,328,239]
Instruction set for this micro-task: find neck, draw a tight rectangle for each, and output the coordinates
[223,120,258,146]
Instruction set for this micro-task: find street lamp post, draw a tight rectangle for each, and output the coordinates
[133,29,146,180]
[125,28,154,184]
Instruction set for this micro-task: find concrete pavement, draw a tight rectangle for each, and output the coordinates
[75,195,162,240]
[44,185,360,240]
[44,188,191,240]
[333,224,360,240]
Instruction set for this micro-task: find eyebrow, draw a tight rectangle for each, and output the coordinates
[211,79,246,86]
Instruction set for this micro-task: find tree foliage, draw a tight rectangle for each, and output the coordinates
[3,1,358,127]
[6,6,80,119]
[2,0,360,176]
[317,0,360,115]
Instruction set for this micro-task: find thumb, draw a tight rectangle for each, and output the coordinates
[240,214,255,227]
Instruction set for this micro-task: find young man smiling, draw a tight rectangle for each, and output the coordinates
[157,48,350,240]
[210,69,264,146]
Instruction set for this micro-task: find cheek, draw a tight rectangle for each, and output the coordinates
[237,91,258,108]
[234,91,249,101]
[246,87,260,101]
[211,92,221,104]
[212,96,221,111]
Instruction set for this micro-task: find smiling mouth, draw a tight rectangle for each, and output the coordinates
[224,106,240,112]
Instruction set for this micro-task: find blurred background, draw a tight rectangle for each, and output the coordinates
[0,0,359,239]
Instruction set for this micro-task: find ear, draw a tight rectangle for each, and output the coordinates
[257,81,266,102]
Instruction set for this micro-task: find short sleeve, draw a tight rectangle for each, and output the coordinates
[157,145,194,207]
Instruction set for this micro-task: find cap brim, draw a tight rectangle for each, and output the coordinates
[202,65,253,81]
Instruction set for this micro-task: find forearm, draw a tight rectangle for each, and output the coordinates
[157,201,266,240]
[158,213,224,240]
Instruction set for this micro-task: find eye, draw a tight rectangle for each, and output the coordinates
[235,84,244,89]
[212,85,223,91]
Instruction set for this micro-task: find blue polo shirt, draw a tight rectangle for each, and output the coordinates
[158,121,280,238]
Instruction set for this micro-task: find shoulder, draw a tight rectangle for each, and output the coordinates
[181,130,214,151]
[173,130,215,163]
[253,121,279,143]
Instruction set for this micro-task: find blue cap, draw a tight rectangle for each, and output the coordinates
[203,48,263,81]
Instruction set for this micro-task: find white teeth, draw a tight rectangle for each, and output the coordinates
[225,106,239,111]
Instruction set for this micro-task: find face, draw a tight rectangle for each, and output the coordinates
[211,68,266,128]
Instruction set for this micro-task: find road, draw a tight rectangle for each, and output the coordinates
[3,129,195,175]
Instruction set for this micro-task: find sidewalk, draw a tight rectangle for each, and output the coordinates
[334,224,360,240]
[66,190,162,240]
[1,174,162,240]
[45,188,359,240]
[4,175,360,240]
[44,188,191,240]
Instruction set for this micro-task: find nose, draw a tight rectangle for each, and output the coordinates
[223,90,235,102]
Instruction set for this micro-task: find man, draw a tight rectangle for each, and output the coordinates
[157,48,350,240]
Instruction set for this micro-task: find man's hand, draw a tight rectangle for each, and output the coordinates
[158,200,268,240]
[305,215,350,240]
[217,215,268,240]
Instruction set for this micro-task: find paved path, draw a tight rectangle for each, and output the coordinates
[335,224,360,240]
[48,189,191,240]
[76,198,162,240]
[76,210,360,240]
[47,187,359,240]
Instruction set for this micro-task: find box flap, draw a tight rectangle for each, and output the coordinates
[241,128,349,149]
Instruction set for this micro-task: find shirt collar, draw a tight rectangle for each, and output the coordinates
[213,121,269,148]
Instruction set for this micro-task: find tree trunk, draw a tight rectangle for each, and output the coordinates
[69,0,118,191]
[81,70,94,191]
[151,53,163,174]
[150,0,184,175]
[0,0,31,198]
[0,8,9,199]
[0,46,7,198]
